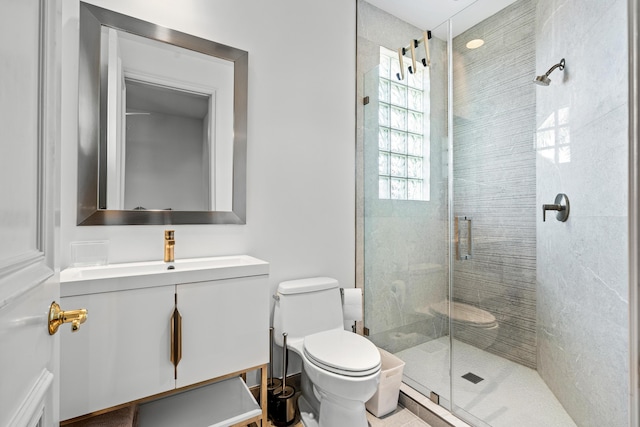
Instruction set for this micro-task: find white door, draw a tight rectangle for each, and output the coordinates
[0,1,62,426]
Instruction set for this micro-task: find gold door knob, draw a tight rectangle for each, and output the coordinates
[48,301,88,335]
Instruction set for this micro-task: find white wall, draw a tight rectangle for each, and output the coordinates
[61,0,356,288]
[124,113,207,211]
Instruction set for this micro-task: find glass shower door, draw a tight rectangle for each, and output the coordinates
[447,2,550,425]
[361,22,452,408]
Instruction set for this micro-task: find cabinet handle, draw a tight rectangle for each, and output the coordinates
[171,307,182,378]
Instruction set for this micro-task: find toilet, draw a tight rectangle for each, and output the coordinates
[273,277,381,427]
[429,300,499,349]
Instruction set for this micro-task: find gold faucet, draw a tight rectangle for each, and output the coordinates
[164,230,175,263]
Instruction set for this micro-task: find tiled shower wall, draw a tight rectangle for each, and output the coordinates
[357,0,449,351]
[452,0,538,368]
[535,0,629,425]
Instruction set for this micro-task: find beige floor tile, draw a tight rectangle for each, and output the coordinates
[403,420,434,427]
[366,406,432,427]
[259,403,432,427]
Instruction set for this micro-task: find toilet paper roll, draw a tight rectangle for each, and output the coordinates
[342,288,363,322]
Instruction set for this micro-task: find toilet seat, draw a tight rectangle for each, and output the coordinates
[430,300,497,328]
[303,330,381,377]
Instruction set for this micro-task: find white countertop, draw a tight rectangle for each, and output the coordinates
[61,255,269,297]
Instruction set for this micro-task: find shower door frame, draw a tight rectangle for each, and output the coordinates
[628,0,639,424]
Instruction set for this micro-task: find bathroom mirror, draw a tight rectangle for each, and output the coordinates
[77,2,247,225]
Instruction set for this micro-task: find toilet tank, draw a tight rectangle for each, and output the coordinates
[273,277,344,345]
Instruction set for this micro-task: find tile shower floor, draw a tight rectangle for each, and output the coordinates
[395,337,577,427]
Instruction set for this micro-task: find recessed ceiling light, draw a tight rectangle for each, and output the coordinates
[466,39,485,49]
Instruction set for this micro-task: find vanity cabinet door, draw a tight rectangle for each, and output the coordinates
[176,275,269,388]
[60,286,176,420]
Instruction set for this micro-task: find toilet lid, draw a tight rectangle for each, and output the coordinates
[303,330,381,377]
[430,300,497,327]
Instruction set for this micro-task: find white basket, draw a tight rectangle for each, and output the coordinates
[366,348,405,417]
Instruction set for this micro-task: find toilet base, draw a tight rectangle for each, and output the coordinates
[298,376,369,427]
[298,396,319,427]
[317,389,369,427]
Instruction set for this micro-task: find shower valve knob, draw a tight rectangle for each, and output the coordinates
[542,193,570,222]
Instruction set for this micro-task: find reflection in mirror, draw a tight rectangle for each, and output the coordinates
[120,81,211,211]
[101,27,234,212]
[78,2,247,225]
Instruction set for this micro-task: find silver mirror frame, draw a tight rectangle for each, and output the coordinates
[77,2,247,225]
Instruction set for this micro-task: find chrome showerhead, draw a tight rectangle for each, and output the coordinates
[534,58,565,86]
[534,75,551,86]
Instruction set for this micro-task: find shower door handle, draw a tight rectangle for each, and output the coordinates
[455,216,472,260]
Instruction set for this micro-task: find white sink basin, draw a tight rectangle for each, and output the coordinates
[61,255,269,297]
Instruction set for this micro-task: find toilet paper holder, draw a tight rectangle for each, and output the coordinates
[340,288,353,332]
[340,287,362,303]
[340,288,363,333]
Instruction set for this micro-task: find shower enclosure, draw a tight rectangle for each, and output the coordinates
[357,0,629,426]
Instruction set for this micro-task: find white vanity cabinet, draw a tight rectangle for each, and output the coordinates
[59,256,269,424]
[60,286,176,420]
[176,276,268,388]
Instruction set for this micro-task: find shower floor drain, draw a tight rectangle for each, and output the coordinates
[462,372,484,384]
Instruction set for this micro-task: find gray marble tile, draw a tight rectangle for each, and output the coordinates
[536,0,629,424]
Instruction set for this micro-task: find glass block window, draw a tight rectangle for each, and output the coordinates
[378,47,430,201]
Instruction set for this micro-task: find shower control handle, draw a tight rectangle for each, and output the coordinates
[542,193,570,222]
[542,204,564,221]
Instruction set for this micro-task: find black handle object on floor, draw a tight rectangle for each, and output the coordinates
[272,332,297,426]
[267,327,282,421]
